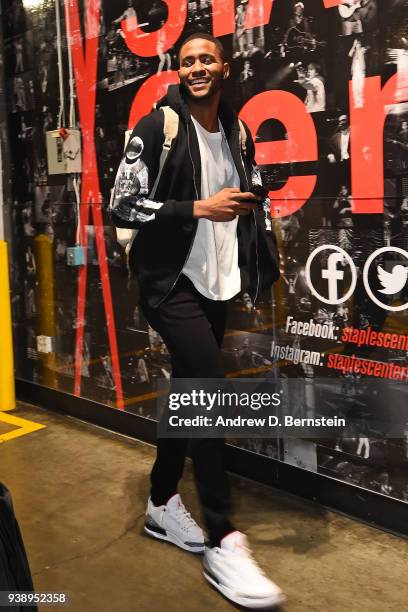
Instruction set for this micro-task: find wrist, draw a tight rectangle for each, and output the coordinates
[193,200,207,219]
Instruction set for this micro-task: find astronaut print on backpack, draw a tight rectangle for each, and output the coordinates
[112,135,164,227]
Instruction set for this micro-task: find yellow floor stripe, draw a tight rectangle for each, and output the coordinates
[0,412,46,443]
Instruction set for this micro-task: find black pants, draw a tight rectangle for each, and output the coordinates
[141,275,235,546]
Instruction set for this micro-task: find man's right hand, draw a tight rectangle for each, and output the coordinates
[193,188,260,222]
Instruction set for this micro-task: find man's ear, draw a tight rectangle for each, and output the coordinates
[223,62,230,79]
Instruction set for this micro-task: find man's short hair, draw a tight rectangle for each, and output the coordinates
[178,32,226,63]
[308,62,321,74]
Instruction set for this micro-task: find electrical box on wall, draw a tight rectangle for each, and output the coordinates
[36,335,56,354]
[66,246,85,266]
[46,129,82,175]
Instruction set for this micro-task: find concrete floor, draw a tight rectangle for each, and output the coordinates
[1,402,407,612]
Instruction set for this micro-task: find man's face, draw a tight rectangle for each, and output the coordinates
[178,38,229,101]
[307,65,317,79]
[338,116,348,130]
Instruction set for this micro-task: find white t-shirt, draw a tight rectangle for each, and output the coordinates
[182,116,241,301]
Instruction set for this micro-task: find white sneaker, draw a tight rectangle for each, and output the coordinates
[144,494,205,553]
[203,531,285,609]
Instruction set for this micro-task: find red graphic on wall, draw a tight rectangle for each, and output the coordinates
[66,0,124,408]
[121,0,187,57]
[239,90,318,217]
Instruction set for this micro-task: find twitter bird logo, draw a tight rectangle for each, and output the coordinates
[377,265,408,295]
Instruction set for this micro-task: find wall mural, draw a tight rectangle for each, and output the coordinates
[3,0,408,502]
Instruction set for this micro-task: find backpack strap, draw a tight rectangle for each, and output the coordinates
[150,106,179,198]
[238,118,247,157]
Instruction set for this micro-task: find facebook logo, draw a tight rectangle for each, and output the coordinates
[305,245,357,305]
[322,253,345,302]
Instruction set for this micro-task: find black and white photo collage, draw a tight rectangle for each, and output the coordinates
[2,0,408,502]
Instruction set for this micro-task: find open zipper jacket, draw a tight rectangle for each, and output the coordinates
[111,84,280,308]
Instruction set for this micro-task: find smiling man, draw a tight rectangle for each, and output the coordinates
[111,33,282,608]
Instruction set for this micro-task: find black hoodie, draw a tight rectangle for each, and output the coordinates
[111,84,280,308]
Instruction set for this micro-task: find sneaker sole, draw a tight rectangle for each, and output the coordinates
[203,568,286,609]
[144,523,205,554]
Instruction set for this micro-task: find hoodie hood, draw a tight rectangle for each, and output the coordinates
[156,84,189,121]
[156,84,238,135]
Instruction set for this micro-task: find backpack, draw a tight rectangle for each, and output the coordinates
[111,106,179,255]
[111,107,248,255]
